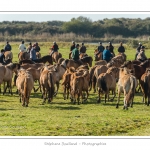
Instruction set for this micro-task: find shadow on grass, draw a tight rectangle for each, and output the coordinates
[31,105,81,110]
[52,105,81,110]
[0,108,16,111]
[0,100,10,102]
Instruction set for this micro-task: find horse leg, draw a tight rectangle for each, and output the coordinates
[9,81,13,95]
[63,85,66,100]
[3,82,7,95]
[116,90,121,108]
[97,88,101,103]
[67,86,70,99]
[111,89,116,102]
[54,82,59,96]
[104,93,107,103]
[77,93,80,105]
[84,90,89,103]
[123,92,128,110]
[22,95,25,107]
[92,76,96,93]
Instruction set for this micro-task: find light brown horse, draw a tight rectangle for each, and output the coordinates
[49,49,62,63]
[18,52,30,61]
[94,49,103,61]
[140,68,150,106]
[0,63,19,95]
[116,67,137,110]
[16,69,34,107]
[4,51,13,62]
[92,65,108,93]
[97,67,119,103]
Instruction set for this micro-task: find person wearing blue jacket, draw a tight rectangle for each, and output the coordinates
[30,44,37,61]
[103,46,113,62]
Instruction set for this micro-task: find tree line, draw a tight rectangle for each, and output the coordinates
[0,16,150,42]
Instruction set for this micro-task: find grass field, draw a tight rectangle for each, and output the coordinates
[0,42,150,136]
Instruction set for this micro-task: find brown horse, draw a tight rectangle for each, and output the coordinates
[94,49,102,61]
[117,52,127,62]
[33,55,53,65]
[140,68,150,105]
[4,51,13,62]
[18,52,30,61]
[61,57,92,69]
[49,50,62,63]
[79,53,88,59]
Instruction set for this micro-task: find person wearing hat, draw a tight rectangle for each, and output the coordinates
[79,42,87,54]
[0,49,6,65]
[4,41,12,52]
[71,44,82,65]
[69,41,76,58]
[95,42,105,58]
[108,42,115,57]
[50,41,59,56]
[135,43,142,60]
[136,46,147,62]
[30,44,37,61]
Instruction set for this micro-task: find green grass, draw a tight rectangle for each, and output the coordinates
[0,42,150,136]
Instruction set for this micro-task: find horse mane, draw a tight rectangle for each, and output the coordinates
[81,56,92,63]
[6,63,18,70]
[121,60,132,68]
[140,60,149,67]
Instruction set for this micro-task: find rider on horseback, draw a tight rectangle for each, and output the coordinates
[103,46,113,63]
[108,42,115,57]
[69,41,75,58]
[35,42,40,52]
[30,44,37,61]
[0,49,6,65]
[95,42,105,58]
[19,40,26,52]
[135,43,142,60]
[136,46,147,62]
[4,41,12,52]
[72,44,83,65]
[18,40,26,59]
[118,42,125,53]
[50,41,59,56]
[79,42,87,54]
[27,42,32,53]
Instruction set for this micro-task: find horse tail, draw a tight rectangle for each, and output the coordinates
[100,75,107,92]
[144,76,148,100]
[47,72,54,101]
[24,76,28,100]
[126,77,136,106]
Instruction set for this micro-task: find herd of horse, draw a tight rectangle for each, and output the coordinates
[1,49,150,110]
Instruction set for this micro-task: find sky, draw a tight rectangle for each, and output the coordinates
[0,14,150,22]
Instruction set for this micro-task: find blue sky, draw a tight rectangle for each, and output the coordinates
[0,14,150,22]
